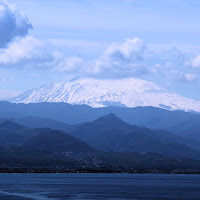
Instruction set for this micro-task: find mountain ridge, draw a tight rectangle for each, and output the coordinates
[69,114,200,158]
[9,77,200,113]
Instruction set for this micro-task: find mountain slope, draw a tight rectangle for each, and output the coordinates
[9,77,200,112]
[0,115,200,171]
[0,121,39,146]
[70,114,200,159]
[2,101,200,131]
[12,116,75,133]
[23,130,96,154]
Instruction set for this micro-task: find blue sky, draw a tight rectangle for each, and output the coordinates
[1,0,200,100]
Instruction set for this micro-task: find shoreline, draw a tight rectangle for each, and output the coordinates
[1,169,200,175]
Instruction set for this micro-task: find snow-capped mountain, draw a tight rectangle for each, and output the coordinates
[9,77,200,112]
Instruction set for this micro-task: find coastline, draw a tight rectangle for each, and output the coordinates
[1,168,200,175]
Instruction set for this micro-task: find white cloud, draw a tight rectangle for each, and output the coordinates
[0,36,42,64]
[148,48,200,82]
[165,70,198,82]
[0,33,199,84]
[51,37,200,83]
[180,73,198,82]
[91,37,147,77]
[104,37,145,59]
[86,38,200,82]
[55,57,83,73]
[190,55,200,68]
[0,36,56,69]
[0,0,32,48]
[0,36,84,72]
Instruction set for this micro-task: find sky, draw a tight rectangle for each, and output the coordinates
[1,0,200,100]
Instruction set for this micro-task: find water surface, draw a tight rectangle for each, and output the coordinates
[0,173,199,200]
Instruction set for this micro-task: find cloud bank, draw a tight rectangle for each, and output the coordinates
[0,2,199,86]
[0,36,55,69]
[0,32,199,84]
[0,0,32,48]
[92,37,147,76]
[87,38,199,82]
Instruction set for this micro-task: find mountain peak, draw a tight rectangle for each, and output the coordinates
[9,77,200,113]
[95,113,123,122]
[91,113,130,130]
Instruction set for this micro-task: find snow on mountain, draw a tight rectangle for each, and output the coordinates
[9,77,200,112]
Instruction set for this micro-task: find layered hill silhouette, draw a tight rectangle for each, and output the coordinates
[0,118,200,172]
[0,120,39,146]
[70,114,200,158]
[1,101,200,138]
[0,120,95,154]
[23,130,96,154]
[0,110,200,158]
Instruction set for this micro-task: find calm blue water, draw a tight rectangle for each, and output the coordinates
[0,174,199,200]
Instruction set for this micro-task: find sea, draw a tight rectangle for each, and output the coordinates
[0,173,199,200]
